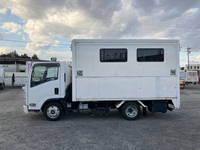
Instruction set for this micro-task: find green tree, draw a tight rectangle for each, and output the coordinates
[20,53,30,58]
[32,54,39,60]
[0,51,19,57]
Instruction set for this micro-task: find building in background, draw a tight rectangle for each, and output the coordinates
[185,64,200,71]
[0,57,49,86]
[0,57,28,72]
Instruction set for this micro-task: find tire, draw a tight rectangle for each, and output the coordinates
[120,102,140,120]
[43,102,64,121]
[2,83,5,89]
[0,83,3,90]
[143,107,147,116]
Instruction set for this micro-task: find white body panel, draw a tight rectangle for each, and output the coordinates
[72,39,180,108]
[0,68,5,83]
[185,71,199,83]
[4,72,27,86]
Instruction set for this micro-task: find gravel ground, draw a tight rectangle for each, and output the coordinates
[0,86,200,150]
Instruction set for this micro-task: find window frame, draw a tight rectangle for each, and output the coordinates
[30,63,60,87]
[137,48,164,62]
[100,48,128,63]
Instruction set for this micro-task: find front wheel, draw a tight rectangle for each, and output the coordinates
[0,83,4,90]
[43,102,64,121]
[120,102,140,120]
[2,83,5,89]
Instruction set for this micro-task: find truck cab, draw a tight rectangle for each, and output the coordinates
[24,62,71,118]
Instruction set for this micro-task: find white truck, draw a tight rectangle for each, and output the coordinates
[185,70,199,84]
[23,39,180,121]
[0,68,5,90]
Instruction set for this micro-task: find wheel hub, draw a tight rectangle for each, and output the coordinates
[125,105,138,118]
[47,106,60,119]
[51,110,55,114]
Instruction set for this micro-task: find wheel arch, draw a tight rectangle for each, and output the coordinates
[116,100,146,109]
[41,98,66,112]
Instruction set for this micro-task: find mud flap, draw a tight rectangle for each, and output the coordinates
[149,100,168,113]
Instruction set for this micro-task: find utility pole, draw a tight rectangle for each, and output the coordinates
[187,48,191,70]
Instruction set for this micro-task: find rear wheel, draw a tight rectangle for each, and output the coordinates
[2,83,5,89]
[43,102,64,121]
[120,102,140,120]
[0,83,4,90]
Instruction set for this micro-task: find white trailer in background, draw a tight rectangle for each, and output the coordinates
[0,68,5,90]
[185,70,199,84]
[24,39,180,121]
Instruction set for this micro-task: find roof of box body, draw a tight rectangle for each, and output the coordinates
[72,39,179,44]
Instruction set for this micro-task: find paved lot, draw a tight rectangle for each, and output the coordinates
[0,86,200,150]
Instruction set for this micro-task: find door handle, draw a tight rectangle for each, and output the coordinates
[64,73,66,82]
[54,88,59,95]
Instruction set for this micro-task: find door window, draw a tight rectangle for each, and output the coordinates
[31,64,59,87]
[46,67,59,80]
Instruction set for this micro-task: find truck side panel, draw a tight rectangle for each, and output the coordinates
[76,76,178,100]
[72,40,180,108]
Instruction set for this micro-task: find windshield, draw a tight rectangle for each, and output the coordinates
[31,63,59,87]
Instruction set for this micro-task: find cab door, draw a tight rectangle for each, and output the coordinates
[27,63,61,110]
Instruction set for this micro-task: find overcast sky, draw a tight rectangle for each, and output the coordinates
[0,0,200,66]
